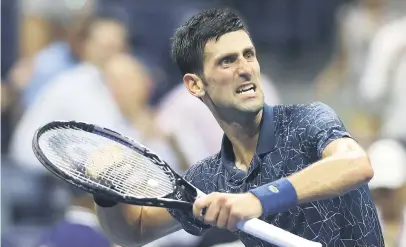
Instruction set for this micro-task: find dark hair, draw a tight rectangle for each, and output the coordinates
[171,8,249,76]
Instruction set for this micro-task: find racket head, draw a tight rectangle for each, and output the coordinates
[32,121,187,206]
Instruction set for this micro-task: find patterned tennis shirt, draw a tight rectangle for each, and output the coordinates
[168,102,384,247]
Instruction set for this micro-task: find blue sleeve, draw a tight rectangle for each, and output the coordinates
[167,164,212,236]
[296,102,353,160]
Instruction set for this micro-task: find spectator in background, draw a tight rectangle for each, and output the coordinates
[18,0,95,58]
[9,16,187,245]
[358,15,406,145]
[367,139,406,247]
[102,53,183,174]
[15,0,96,109]
[9,16,128,173]
[103,54,199,247]
[316,0,401,99]
[33,186,112,247]
[314,0,405,143]
[8,16,129,223]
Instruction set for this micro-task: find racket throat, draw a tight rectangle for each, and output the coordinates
[177,178,200,199]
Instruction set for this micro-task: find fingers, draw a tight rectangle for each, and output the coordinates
[226,209,240,231]
[193,193,215,218]
[204,194,230,226]
[193,193,239,230]
[203,201,221,225]
[216,198,230,229]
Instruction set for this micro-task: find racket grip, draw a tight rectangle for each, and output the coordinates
[236,218,322,247]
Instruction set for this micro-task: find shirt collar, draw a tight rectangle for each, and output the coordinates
[220,104,276,165]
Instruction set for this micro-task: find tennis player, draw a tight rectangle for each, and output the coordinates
[95,8,384,247]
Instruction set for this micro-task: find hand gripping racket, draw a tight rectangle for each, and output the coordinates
[32,121,322,247]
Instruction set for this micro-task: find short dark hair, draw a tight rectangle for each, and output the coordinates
[171,8,249,76]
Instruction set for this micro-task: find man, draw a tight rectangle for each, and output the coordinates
[8,15,129,223]
[358,15,406,146]
[94,8,383,247]
[9,16,128,172]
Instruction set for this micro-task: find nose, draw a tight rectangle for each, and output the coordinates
[236,58,252,81]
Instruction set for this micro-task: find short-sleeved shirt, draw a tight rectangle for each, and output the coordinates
[168,102,384,247]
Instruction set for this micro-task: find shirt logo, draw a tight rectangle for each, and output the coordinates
[268,185,279,193]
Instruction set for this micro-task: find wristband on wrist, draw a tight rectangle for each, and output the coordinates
[249,178,298,216]
[93,194,118,208]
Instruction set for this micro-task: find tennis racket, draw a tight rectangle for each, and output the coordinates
[32,121,322,247]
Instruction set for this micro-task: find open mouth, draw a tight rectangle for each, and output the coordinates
[236,83,256,95]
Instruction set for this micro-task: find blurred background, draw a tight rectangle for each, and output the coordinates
[1,0,406,246]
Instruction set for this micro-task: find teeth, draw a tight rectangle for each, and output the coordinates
[237,84,255,94]
[241,85,252,91]
[240,89,254,94]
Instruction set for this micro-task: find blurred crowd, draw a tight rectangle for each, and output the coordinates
[1,0,405,247]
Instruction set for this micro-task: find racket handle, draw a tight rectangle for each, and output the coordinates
[195,189,320,246]
[236,218,322,247]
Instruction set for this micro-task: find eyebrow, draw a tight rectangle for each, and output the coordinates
[214,46,256,62]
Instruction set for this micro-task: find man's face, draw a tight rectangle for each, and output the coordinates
[201,30,264,114]
[84,21,127,64]
[104,55,151,112]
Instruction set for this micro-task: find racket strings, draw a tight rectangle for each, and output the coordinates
[38,127,174,198]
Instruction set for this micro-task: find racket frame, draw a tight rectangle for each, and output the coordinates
[32,121,199,211]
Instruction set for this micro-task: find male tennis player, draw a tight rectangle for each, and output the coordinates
[94,8,384,247]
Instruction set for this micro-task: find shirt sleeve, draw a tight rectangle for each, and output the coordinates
[296,102,353,160]
[166,164,212,236]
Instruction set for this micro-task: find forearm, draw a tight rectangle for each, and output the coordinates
[287,152,373,204]
[250,152,373,216]
[96,204,182,247]
[96,204,144,247]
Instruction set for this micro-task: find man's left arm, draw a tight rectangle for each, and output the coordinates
[193,103,375,228]
[286,102,374,204]
[250,102,374,216]
[287,136,373,204]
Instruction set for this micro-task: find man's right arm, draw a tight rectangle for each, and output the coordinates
[96,204,182,247]
[95,163,212,246]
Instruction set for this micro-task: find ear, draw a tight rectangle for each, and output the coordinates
[183,73,205,98]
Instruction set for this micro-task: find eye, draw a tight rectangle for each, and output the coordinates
[219,55,237,68]
[220,57,232,67]
[220,57,233,67]
[244,50,255,60]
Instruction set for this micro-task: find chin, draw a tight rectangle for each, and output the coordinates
[236,100,264,113]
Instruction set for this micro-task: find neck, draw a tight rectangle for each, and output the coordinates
[217,109,263,169]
